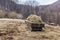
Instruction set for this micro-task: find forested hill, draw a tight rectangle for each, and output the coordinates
[0,0,60,25]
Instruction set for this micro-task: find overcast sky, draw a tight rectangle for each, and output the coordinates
[15,0,58,5]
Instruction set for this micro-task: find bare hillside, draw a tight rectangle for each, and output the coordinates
[0,19,60,40]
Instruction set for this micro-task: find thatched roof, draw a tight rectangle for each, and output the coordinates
[27,14,43,24]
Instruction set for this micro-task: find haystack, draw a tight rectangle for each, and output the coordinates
[27,14,43,24]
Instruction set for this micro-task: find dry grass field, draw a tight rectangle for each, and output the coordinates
[0,19,60,40]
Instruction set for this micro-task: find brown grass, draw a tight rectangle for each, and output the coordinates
[0,19,60,40]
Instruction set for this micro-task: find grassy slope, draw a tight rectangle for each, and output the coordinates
[0,19,60,40]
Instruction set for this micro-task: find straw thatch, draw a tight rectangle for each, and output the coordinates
[27,14,43,24]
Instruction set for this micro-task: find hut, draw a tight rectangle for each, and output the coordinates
[27,14,45,31]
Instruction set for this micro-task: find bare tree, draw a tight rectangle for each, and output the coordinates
[25,0,39,14]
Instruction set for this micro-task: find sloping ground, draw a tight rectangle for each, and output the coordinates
[0,19,60,40]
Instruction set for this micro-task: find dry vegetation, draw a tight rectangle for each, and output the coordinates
[0,10,59,40]
[0,9,23,19]
[0,19,59,40]
[27,14,42,24]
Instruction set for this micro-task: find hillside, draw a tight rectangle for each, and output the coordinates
[44,0,60,25]
[47,0,60,11]
[0,19,60,40]
[0,0,60,25]
[0,0,60,40]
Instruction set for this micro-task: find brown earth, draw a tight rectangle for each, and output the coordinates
[0,19,60,40]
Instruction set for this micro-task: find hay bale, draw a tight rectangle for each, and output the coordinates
[27,14,43,24]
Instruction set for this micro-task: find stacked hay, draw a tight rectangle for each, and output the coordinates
[27,14,43,24]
